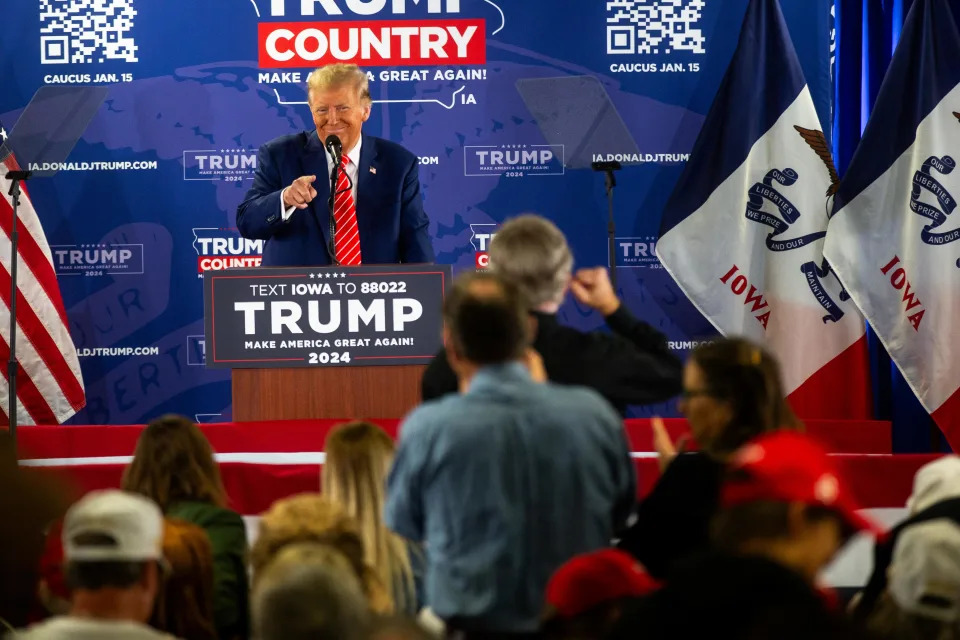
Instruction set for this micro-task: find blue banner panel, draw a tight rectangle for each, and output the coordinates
[204,264,450,368]
[1,0,832,423]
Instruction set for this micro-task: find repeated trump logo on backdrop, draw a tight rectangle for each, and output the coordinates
[193,228,264,277]
[2,0,834,423]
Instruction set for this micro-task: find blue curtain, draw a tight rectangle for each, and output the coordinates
[832,0,946,452]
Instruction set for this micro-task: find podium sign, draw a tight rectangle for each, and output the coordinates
[204,264,450,369]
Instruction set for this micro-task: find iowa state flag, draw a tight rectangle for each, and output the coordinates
[824,0,960,445]
[657,0,871,418]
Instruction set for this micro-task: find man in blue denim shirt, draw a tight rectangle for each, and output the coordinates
[386,272,635,637]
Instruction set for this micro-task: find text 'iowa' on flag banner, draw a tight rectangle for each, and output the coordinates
[824,0,960,446]
[656,0,870,419]
[0,132,85,425]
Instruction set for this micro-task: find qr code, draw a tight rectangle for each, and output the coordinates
[607,0,706,55]
[39,0,138,64]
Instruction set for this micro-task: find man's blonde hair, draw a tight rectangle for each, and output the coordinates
[488,214,573,308]
[307,64,371,104]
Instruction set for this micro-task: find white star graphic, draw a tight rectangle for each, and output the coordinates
[0,126,7,142]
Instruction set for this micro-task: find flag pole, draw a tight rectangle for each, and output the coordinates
[4,169,30,450]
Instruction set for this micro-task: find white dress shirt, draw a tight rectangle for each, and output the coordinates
[280,136,362,221]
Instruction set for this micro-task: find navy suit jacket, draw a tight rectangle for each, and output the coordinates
[237,131,435,266]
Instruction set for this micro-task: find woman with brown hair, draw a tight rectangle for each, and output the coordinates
[249,493,394,614]
[151,518,218,640]
[323,421,421,613]
[617,337,800,579]
[122,415,249,640]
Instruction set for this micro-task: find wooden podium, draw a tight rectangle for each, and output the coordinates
[205,263,450,422]
[232,364,426,421]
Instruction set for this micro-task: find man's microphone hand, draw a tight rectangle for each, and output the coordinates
[283,175,318,210]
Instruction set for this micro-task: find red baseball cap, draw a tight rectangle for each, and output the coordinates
[722,431,884,537]
[545,549,659,618]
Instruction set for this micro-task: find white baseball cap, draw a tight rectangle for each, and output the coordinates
[888,519,960,622]
[63,490,164,562]
[906,456,960,514]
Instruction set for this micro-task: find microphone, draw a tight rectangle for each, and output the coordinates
[324,134,343,164]
[325,135,343,265]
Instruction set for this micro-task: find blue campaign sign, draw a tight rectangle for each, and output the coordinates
[203,265,449,368]
[0,0,833,423]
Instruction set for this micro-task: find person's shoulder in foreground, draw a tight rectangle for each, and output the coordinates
[166,500,243,528]
[608,552,876,640]
[529,377,624,425]
[412,365,620,433]
[11,617,176,639]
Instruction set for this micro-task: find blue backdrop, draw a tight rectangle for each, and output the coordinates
[1,0,833,424]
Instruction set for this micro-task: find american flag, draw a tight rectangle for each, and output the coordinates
[0,120,85,424]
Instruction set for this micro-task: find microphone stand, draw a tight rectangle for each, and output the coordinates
[327,161,340,265]
[591,160,621,291]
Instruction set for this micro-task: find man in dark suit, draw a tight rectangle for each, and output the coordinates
[237,64,434,266]
[421,215,683,414]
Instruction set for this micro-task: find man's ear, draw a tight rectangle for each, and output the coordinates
[361,101,372,122]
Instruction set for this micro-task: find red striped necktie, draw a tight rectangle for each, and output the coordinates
[334,153,362,265]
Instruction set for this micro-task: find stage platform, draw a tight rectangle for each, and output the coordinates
[14,417,937,588]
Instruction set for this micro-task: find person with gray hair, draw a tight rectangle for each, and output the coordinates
[252,543,371,640]
[421,214,682,414]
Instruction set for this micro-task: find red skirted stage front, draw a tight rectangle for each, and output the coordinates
[14,417,932,516]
